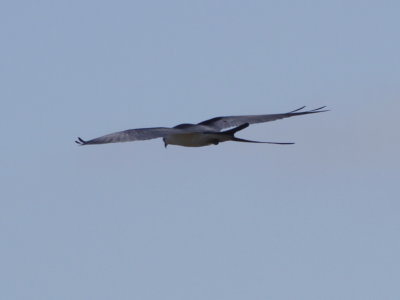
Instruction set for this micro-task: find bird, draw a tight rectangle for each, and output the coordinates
[75,106,328,148]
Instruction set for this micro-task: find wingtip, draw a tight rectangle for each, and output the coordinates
[289,105,329,114]
[310,106,328,112]
[75,137,87,145]
[289,106,306,113]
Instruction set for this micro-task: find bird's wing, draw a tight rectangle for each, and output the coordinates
[75,127,183,145]
[198,106,328,131]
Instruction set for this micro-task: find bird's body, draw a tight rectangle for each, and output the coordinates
[164,133,222,147]
[163,123,231,147]
[75,106,328,148]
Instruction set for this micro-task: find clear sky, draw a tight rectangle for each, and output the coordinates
[1,1,399,299]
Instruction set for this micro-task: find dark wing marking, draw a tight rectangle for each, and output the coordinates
[198,106,328,131]
[75,127,183,145]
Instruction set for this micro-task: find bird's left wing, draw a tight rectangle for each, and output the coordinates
[198,106,328,131]
[75,127,183,145]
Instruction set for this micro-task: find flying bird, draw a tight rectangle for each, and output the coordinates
[75,106,328,148]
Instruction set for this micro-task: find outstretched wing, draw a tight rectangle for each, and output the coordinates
[75,127,183,145]
[198,106,328,131]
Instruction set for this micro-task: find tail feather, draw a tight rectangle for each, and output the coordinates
[222,123,294,145]
[232,137,294,145]
[223,123,250,135]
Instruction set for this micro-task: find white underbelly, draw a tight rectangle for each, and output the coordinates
[166,133,227,147]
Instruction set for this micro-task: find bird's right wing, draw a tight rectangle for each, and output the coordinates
[198,106,328,131]
[75,127,183,145]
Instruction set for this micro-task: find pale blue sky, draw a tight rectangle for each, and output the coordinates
[1,1,400,299]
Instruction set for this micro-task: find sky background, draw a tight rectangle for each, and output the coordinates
[1,1,400,299]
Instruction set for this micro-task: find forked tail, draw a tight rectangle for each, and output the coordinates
[224,123,294,145]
